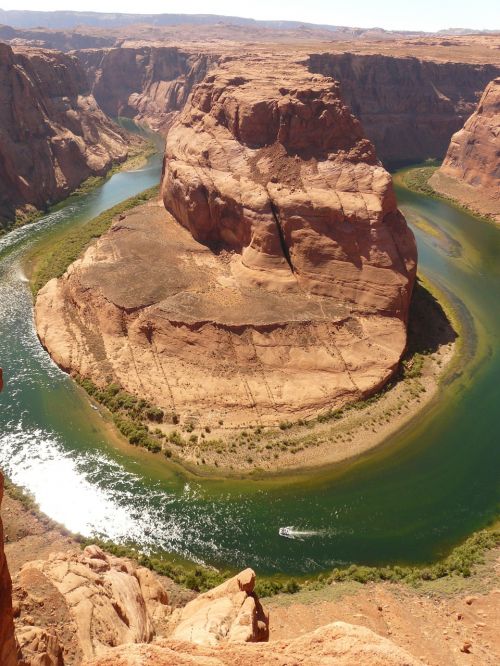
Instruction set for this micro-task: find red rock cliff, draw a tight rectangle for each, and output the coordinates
[76,46,218,132]
[0,368,17,666]
[307,52,499,164]
[430,77,500,222]
[0,43,130,228]
[163,56,416,316]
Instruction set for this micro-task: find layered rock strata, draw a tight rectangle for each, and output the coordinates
[76,47,218,132]
[430,77,500,222]
[0,44,130,227]
[308,53,499,164]
[76,45,499,164]
[36,55,416,427]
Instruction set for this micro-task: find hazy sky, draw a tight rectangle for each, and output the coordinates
[0,1,498,32]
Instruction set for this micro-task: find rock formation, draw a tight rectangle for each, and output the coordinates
[0,473,17,666]
[0,44,130,228]
[76,47,217,132]
[307,53,499,164]
[35,54,416,428]
[13,544,170,664]
[83,622,425,665]
[74,45,499,164]
[430,77,500,222]
[168,568,268,646]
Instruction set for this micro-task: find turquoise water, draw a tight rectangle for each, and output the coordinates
[0,161,498,575]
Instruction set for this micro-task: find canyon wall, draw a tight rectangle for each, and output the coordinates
[75,46,500,165]
[0,477,17,666]
[76,47,218,132]
[0,44,130,228]
[430,77,500,222]
[308,53,500,164]
[35,53,416,428]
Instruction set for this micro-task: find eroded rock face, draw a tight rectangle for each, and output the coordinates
[308,52,499,164]
[430,77,500,222]
[162,57,415,313]
[76,47,218,132]
[0,473,18,666]
[35,55,416,427]
[168,569,268,646]
[83,621,425,666]
[0,44,129,227]
[13,545,170,664]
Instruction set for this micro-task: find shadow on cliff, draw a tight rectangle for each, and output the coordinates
[405,279,457,358]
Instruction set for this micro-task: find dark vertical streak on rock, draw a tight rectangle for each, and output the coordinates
[268,196,295,274]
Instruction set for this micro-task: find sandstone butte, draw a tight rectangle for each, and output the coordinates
[430,77,500,223]
[35,53,417,427]
[0,43,131,228]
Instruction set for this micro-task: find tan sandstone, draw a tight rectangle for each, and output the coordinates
[35,53,416,429]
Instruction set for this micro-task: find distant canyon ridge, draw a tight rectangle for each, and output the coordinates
[0,26,499,227]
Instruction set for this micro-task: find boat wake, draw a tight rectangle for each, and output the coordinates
[279,526,324,540]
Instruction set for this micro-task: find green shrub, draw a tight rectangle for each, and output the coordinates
[146,406,164,423]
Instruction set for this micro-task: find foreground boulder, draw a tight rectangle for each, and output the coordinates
[430,77,500,222]
[168,568,268,646]
[36,53,416,429]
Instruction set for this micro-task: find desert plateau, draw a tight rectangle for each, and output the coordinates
[0,3,499,665]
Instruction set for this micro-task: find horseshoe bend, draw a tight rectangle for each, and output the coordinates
[34,54,417,431]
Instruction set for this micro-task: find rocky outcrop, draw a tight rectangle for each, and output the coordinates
[83,622,425,665]
[0,44,130,228]
[76,47,218,132]
[168,569,268,646]
[10,545,267,665]
[308,52,500,164]
[430,77,500,222]
[35,54,416,428]
[12,544,170,664]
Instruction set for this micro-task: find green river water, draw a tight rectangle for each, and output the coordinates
[0,156,498,575]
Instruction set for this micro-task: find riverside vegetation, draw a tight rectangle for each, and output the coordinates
[5,476,499,597]
[398,162,495,224]
[30,186,159,296]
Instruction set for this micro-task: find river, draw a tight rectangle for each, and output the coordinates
[0,156,498,575]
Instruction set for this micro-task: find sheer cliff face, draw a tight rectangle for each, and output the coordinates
[0,44,129,227]
[162,58,416,317]
[76,46,218,132]
[430,77,500,222]
[308,53,500,164]
[35,54,416,426]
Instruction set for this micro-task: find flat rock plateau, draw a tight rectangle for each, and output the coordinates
[35,52,417,429]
